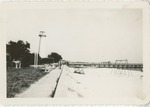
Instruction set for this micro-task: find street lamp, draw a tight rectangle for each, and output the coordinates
[38,31,46,55]
[37,31,46,65]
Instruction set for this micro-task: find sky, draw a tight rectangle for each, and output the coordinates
[5,9,142,63]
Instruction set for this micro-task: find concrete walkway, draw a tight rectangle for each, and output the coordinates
[16,68,61,98]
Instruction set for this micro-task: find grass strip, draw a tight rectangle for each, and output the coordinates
[7,67,48,98]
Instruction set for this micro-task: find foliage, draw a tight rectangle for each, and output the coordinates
[7,40,30,60]
[48,52,62,63]
[39,58,53,64]
[21,53,34,67]
[6,40,62,67]
[6,40,36,67]
[7,67,48,98]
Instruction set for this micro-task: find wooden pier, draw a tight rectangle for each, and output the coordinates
[66,61,143,71]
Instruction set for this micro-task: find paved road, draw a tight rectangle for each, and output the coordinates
[16,68,61,98]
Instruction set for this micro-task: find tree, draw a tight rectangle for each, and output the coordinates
[7,40,30,60]
[48,52,62,63]
[21,53,35,67]
[7,40,33,67]
[39,58,52,64]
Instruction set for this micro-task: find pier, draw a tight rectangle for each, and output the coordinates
[67,61,143,71]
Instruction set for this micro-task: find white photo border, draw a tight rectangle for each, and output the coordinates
[0,1,150,105]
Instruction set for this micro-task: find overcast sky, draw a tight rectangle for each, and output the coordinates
[6,9,142,63]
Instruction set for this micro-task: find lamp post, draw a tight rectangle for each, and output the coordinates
[38,31,46,55]
[37,31,46,65]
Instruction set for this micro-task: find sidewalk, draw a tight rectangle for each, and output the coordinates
[16,68,61,98]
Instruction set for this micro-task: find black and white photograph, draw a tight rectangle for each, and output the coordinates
[1,1,150,105]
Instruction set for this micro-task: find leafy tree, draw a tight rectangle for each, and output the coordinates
[21,53,35,67]
[39,58,53,64]
[48,52,62,63]
[7,40,30,61]
[7,40,33,67]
